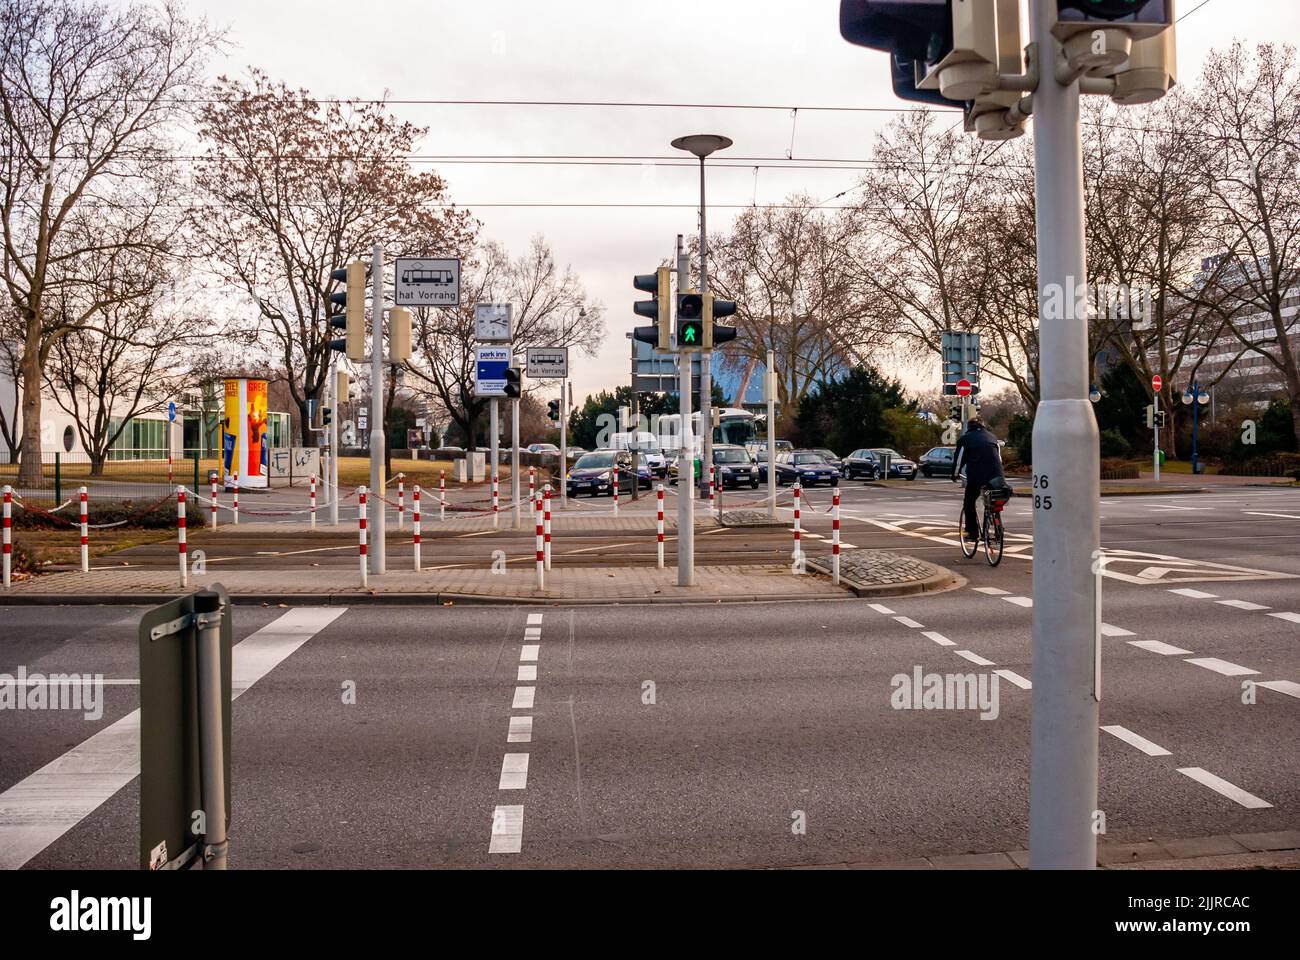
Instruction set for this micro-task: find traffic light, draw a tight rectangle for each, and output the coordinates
[702,293,739,350]
[1053,1,1172,72]
[1144,405,1167,429]
[632,266,673,351]
[329,261,367,361]
[548,399,560,423]
[677,292,704,351]
[322,407,333,427]
[389,308,411,363]
[504,367,522,399]
[336,370,350,403]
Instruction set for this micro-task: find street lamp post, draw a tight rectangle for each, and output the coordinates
[1181,380,1211,475]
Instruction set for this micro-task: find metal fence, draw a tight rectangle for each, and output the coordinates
[0,452,218,505]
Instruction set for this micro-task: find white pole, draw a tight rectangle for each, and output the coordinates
[560,380,569,509]
[359,486,369,589]
[792,481,802,563]
[177,486,188,588]
[1028,0,1100,871]
[511,396,521,530]
[767,352,777,519]
[534,487,544,590]
[1153,395,1161,483]
[1,485,9,590]
[310,475,317,529]
[529,467,536,523]
[440,470,446,522]
[413,485,421,572]
[79,487,89,574]
[369,243,387,575]
[490,398,500,530]
[544,484,552,571]
[232,472,239,525]
[330,355,340,527]
[656,483,665,569]
[677,235,694,587]
[832,489,841,586]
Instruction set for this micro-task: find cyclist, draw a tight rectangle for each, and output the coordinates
[952,417,1006,544]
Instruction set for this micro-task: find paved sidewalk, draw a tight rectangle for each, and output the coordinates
[0,563,854,605]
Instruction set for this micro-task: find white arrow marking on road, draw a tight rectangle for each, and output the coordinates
[1177,768,1272,809]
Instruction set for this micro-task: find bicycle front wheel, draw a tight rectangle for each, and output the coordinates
[959,504,977,559]
[984,513,1004,567]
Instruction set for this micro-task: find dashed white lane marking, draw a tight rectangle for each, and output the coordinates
[0,606,347,871]
[1102,725,1172,757]
[1257,680,1300,700]
[524,627,542,639]
[1170,588,1218,599]
[994,669,1032,690]
[1177,768,1272,809]
[1268,612,1300,624]
[498,753,530,790]
[520,644,540,662]
[868,604,896,615]
[1004,596,1034,608]
[508,717,534,742]
[489,805,525,854]
[955,651,996,666]
[840,543,859,550]
[527,613,543,625]
[894,617,925,629]
[1100,623,1135,637]
[923,631,956,647]
[973,587,1011,596]
[1217,599,1270,611]
[518,665,537,682]
[1244,512,1300,521]
[1129,639,1194,656]
[1185,657,1259,677]
[512,686,536,709]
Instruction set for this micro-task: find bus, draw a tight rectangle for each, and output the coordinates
[655,408,760,460]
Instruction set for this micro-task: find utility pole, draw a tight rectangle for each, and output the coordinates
[330,355,340,526]
[697,152,714,495]
[766,349,777,519]
[511,387,521,530]
[676,234,694,587]
[368,244,386,575]
[1027,0,1100,870]
[559,380,568,509]
[489,398,499,530]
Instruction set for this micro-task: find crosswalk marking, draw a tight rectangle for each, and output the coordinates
[1177,768,1272,809]
[1185,657,1259,677]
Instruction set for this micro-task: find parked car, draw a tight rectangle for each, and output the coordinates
[842,449,883,481]
[870,448,918,480]
[566,450,651,497]
[746,439,794,460]
[918,446,957,478]
[774,451,840,487]
[706,444,762,490]
[526,443,560,457]
[811,448,843,471]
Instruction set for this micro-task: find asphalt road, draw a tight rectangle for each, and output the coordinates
[2,480,1296,868]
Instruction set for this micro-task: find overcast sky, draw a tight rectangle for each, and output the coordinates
[172,0,1299,407]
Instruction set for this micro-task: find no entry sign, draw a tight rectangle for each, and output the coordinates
[1152,375,1163,393]
[956,379,973,398]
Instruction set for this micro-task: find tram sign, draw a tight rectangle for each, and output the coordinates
[394,257,460,307]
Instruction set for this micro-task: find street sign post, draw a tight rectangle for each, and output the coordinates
[526,347,569,379]
[167,401,176,422]
[474,346,511,397]
[394,257,460,308]
[1151,375,1163,482]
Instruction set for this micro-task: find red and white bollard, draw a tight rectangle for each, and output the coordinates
[2,485,12,591]
[543,484,552,572]
[656,483,665,570]
[397,476,405,530]
[529,467,536,515]
[792,481,803,563]
[492,474,500,529]
[232,472,240,525]
[177,487,188,588]
[210,472,218,529]
[832,489,842,585]
[709,465,716,516]
[413,485,422,572]
[167,456,173,486]
[310,475,317,529]
[358,486,369,588]
[612,470,620,516]
[439,471,446,522]
[534,487,545,590]
[79,487,89,573]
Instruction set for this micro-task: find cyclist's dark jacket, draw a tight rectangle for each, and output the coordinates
[953,425,1005,488]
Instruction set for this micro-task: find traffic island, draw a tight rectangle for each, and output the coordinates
[719,509,788,529]
[804,550,959,598]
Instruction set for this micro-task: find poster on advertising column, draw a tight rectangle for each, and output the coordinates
[220,377,270,489]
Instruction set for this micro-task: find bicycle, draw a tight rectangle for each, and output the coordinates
[957,477,1013,567]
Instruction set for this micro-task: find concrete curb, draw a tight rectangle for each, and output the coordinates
[0,589,861,607]
[804,557,961,598]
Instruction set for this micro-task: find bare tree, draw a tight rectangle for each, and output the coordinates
[0,0,220,483]
[192,70,477,444]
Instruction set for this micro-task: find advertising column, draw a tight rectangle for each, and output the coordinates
[221,378,270,489]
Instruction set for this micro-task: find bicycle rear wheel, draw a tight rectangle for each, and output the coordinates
[958,504,977,558]
[984,512,1004,567]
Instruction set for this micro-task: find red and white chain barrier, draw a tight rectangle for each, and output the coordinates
[792,481,803,563]
[3,485,12,591]
[310,475,317,529]
[413,485,422,572]
[358,486,369,589]
[534,487,545,590]
[492,473,500,529]
[709,465,716,517]
[439,471,446,522]
[832,489,841,585]
[177,487,188,588]
[543,484,552,572]
[656,483,665,570]
[397,477,404,530]
[210,472,219,529]
[79,487,89,574]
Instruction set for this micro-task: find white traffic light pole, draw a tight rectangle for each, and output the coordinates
[676,235,694,587]
[490,398,500,530]
[330,354,340,527]
[560,381,568,509]
[766,349,777,519]
[1028,0,1100,870]
[369,244,387,574]
[512,393,521,530]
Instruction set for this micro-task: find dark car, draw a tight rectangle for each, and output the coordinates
[842,448,883,481]
[705,444,762,490]
[774,451,840,487]
[870,448,918,481]
[811,448,843,471]
[566,450,651,497]
[919,446,957,478]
